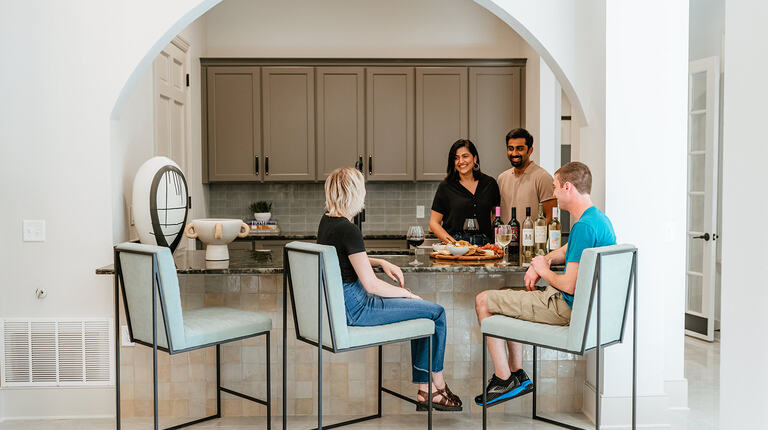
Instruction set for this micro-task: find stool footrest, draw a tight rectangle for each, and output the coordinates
[220,386,269,406]
[164,414,219,430]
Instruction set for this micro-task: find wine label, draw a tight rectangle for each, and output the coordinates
[522,229,534,246]
[534,226,547,243]
[549,230,561,250]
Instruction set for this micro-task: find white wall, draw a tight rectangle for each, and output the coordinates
[111,14,209,245]
[720,2,768,427]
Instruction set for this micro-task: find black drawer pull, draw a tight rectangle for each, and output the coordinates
[368,156,372,175]
[255,156,259,175]
[265,156,270,175]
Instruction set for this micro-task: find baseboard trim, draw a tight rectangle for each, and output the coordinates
[582,382,672,429]
[1,415,114,421]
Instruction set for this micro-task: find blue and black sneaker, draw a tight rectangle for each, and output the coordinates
[474,369,533,406]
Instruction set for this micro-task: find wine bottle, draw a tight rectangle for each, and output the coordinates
[534,203,547,257]
[508,207,520,265]
[493,206,503,230]
[521,207,534,266]
[548,207,562,252]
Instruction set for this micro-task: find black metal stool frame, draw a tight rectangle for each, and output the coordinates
[282,247,434,430]
[113,247,272,430]
[481,248,638,430]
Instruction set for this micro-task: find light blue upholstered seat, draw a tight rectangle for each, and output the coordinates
[481,244,636,354]
[116,242,272,352]
[284,241,433,351]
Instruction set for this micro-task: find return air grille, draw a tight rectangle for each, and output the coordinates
[1,319,113,387]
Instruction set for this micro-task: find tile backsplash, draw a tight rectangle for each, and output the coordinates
[208,182,440,234]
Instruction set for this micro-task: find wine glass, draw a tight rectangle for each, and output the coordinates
[406,226,425,266]
[495,224,513,266]
[462,217,480,245]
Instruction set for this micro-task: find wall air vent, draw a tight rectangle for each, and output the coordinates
[1,318,113,387]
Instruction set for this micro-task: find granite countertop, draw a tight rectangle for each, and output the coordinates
[96,249,562,275]
[238,232,436,241]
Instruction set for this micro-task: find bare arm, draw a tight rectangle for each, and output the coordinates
[524,243,568,290]
[349,252,420,299]
[531,260,579,296]
[429,210,456,243]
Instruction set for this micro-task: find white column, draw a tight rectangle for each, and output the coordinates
[592,1,689,427]
[538,61,561,174]
[720,2,768,427]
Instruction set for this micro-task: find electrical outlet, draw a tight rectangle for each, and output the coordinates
[22,219,45,242]
[121,325,135,347]
[416,205,425,219]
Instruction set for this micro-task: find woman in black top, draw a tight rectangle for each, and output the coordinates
[429,139,500,245]
[317,167,462,411]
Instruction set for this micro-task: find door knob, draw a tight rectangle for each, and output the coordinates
[693,233,710,241]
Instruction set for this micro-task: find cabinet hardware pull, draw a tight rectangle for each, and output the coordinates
[265,156,269,175]
[255,156,259,175]
[355,156,363,172]
[368,156,372,175]
[693,233,710,241]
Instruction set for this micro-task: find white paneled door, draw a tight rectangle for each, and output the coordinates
[685,57,720,341]
[154,37,190,172]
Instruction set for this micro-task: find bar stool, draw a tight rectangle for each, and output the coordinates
[114,242,272,430]
[282,241,436,430]
[480,244,638,430]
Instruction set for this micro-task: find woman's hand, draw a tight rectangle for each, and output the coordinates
[380,260,405,287]
[403,288,422,300]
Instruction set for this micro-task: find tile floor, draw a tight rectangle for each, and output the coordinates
[0,335,719,429]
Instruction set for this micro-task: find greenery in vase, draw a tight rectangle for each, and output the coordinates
[249,201,272,213]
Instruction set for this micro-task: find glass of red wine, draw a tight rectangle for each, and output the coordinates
[406,225,425,266]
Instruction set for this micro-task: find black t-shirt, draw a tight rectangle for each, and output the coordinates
[431,173,501,241]
[316,214,366,283]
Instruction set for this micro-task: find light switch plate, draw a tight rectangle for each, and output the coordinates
[22,219,45,242]
[416,205,425,219]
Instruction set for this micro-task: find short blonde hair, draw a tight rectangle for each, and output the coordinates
[325,167,365,217]
[555,161,592,195]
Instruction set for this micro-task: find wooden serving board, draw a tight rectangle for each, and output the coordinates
[429,252,502,261]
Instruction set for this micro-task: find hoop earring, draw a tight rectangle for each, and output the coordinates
[473,162,480,171]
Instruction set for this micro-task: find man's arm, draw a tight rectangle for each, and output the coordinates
[524,243,567,290]
[531,259,579,296]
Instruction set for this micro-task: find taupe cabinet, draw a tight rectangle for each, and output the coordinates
[366,67,415,181]
[469,67,523,180]
[262,67,316,181]
[204,67,261,181]
[202,60,524,183]
[316,67,365,179]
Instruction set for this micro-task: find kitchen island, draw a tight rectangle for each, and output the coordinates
[97,248,583,422]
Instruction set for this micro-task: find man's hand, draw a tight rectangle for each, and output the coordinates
[524,265,540,291]
[380,260,404,287]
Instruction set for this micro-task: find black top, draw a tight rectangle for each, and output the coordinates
[316,214,366,283]
[431,173,501,242]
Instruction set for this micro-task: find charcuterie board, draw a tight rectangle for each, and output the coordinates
[429,252,502,261]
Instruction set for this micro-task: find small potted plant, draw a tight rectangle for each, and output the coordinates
[249,201,272,222]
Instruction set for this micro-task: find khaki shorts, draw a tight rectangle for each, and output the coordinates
[486,286,572,326]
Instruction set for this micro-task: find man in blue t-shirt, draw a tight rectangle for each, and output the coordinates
[473,162,616,406]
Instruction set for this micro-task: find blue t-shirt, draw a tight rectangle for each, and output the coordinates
[560,206,616,307]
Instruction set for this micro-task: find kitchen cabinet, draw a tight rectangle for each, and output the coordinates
[204,66,261,182]
[366,67,415,181]
[315,67,365,180]
[415,67,468,181]
[202,60,524,183]
[469,67,523,180]
[262,67,316,181]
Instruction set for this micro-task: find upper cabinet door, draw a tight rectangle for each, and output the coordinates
[366,67,415,181]
[416,67,468,181]
[262,67,316,181]
[316,67,365,180]
[205,66,261,182]
[469,67,522,180]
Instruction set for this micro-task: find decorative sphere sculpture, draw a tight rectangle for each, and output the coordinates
[132,157,189,253]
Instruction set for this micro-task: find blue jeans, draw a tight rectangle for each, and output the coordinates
[343,279,446,383]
